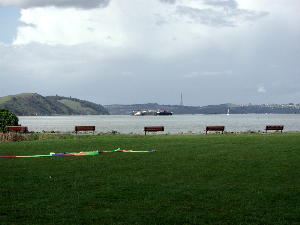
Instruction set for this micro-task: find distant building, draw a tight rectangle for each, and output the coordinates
[180,92,183,106]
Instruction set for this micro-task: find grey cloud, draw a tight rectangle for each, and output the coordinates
[233,9,269,22]
[159,0,238,8]
[176,6,268,27]
[159,0,177,4]
[203,0,238,9]
[1,24,299,105]
[0,1,298,105]
[0,0,110,9]
[155,13,169,26]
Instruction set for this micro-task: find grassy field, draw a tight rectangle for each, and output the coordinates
[0,133,300,225]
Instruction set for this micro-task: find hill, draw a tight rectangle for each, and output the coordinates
[0,93,109,116]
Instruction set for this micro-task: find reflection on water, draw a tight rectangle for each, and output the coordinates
[19,114,300,134]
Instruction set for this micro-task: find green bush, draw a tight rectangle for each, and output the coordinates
[0,108,19,132]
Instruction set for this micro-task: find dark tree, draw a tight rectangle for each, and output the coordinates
[0,109,19,132]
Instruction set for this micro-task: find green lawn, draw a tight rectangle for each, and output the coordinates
[0,133,300,225]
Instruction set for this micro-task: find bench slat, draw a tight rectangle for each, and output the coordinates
[144,126,164,135]
[75,126,95,134]
[265,125,284,133]
[206,126,225,134]
[5,126,28,133]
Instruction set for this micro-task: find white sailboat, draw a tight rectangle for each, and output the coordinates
[227,108,230,116]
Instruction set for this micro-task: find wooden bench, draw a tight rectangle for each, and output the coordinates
[5,126,28,133]
[75,126,95,134]
[265,125,284,133]
[144,126,164,135]
[205,126,225,134]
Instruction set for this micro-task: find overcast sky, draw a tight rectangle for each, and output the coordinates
[0,0,299,106]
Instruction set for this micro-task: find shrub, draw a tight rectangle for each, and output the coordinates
[0,133,25,142]
[0,109,19,132]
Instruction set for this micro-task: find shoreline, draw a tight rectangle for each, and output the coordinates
[1,131,300,142]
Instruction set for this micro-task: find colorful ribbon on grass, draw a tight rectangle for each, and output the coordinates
[0,148,156,158]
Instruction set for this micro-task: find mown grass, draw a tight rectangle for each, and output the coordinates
[0,133,300,225]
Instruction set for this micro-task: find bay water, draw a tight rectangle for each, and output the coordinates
[19,114,300,134]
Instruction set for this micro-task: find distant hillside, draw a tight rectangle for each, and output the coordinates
[2,93,299,116]
[0,93,109,116]
[105,103,300,115]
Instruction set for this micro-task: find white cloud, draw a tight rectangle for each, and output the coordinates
[257,85,267,93]
[14,6,128,47]
[184,70,233,78]
[121,71,134,77]
[11,1,206,57]
[201,70,233,76]
[12,0,269,59]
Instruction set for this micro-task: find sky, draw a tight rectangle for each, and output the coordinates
[0,0,299,106]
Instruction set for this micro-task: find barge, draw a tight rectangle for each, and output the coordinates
[132,109,173,116]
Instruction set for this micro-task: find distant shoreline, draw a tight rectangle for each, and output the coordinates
[18,112,300,116]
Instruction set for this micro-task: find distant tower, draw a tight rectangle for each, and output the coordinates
[180,92,183,106]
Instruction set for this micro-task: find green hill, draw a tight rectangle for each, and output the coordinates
[0,93,109,116]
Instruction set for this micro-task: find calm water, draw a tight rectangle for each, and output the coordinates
[19,114,300,134]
